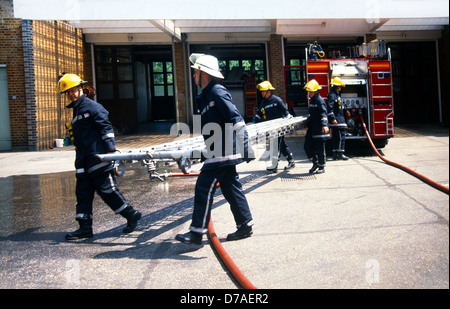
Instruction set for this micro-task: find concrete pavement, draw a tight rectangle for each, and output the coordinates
[0,124,448,290]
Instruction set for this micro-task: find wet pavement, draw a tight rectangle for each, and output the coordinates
[0,123,448,290]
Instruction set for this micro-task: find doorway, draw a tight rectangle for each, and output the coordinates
[189,44,267,120]
[133,46,175,123]
[95,45,175,133]
[150,60,175,121]
[390,42,440,124]
[95,47,137,133]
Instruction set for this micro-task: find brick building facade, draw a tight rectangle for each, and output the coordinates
[2,1,91,150]
[2,0,448,151]
[1,14,27,150]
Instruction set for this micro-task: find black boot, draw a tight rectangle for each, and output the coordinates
[339,153,349,160]
[65,219,93,241]
[284,154,295,170]
[175,231,203,245]
[227,224,253,241]
[316,166,325,174]
[120,206,142,233]
[309,162,319,174]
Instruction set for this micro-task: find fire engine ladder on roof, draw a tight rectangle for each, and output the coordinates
[97,116,307,181]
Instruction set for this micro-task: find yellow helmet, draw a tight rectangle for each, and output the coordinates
[55,74,87,94]
[256,81,275,91]
[330,77,345,87]
[304,79,322,92]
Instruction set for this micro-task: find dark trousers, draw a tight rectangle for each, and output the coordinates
[331,127,346,153]
[190,165,253,234]
[304,130,327,167]
[278,136,292,158]
[75,171,128,219]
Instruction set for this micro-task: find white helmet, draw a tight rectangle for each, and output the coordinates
[189,53,224,79]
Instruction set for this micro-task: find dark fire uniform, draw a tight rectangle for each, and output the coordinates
[304,92,330,171]
[189,80,254,235]
[252,94,294,167]
[66,94,136,223]
[327,87,347,158]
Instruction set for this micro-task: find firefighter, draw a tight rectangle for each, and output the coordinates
[253,81,295,173]
[56,74,142,240]
[327,77,349,160]
[303,79,330,174]
[175,54,255,245]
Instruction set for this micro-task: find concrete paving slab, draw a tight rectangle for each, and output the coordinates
[0,124,448,290]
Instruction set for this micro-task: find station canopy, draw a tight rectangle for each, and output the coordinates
[13,0,449,43]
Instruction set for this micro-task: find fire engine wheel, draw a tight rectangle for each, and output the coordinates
[372,138,388,149]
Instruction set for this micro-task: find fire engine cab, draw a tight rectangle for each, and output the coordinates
[285,40,394,148]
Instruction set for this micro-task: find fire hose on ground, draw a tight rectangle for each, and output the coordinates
[95,117,307,289]
[208,217,257,289]
[360,114,449,195]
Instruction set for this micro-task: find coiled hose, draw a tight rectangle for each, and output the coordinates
[360,114,449,195]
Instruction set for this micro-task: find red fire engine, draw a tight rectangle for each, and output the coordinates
[285,40,394,148]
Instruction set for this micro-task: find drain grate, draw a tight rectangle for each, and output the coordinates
[280,174,316,181]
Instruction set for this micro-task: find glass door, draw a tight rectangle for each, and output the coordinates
[95,46,137,133]
[150,61,175,121]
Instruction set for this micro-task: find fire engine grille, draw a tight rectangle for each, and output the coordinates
[280,174,316,181]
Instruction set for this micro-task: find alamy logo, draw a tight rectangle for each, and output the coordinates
[365,259,380,284]
[170,115,261,161]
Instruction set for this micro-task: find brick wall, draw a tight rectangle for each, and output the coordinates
[268,34,286,102]
[173,41,191,125]
[1,16,88,150]
[31,20,85,150]
[0,18,28,150]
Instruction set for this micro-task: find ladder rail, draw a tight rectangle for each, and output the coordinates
[97,116,307,180]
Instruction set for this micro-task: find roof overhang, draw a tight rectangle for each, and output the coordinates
[13,0,449,44]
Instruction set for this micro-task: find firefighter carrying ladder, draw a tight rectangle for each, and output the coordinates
[98,116,307,181]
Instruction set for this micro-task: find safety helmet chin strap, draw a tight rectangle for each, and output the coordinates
[262,90,271,100]
[199,70,213,89]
